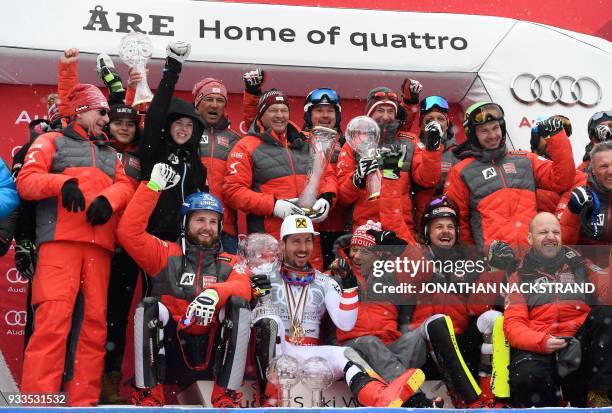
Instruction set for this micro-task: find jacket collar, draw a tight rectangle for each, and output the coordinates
[64,123,111,146]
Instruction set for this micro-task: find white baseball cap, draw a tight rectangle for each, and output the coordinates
[280,214,320,239]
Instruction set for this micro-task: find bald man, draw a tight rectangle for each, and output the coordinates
[503,212,611,407]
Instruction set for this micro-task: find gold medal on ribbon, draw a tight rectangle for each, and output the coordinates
[290,319,305,344]
[285,283,309,345]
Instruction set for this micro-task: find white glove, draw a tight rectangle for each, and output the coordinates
[185,289,219,326]
[166,41,191,63]
[476,310,503,335]
[309,198,330,223]
[595,124,612,142]
[408,79,423,95]
[147,163,180,191]
[273,198,303,219]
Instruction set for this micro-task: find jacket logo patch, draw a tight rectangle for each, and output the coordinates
[217,256,232,262]
[202,275,217,288]
[295,217,307,228]
[482,167,497,180]
[595,213,604,226]
[559,272,575,284]
[218,136,229,147]
[179,272,195,286]
[168,153,179,164]
[441,161,452,173]
[502,163,516,174]
[229,162,239,175]
[200,134,209,144]
[129,157,141,170]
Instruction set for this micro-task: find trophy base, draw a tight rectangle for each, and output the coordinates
[299,207,322,220]
[133,98,153,107]
[367,192,380,201]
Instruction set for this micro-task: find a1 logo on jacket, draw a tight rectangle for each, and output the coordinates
[482,167,497,180]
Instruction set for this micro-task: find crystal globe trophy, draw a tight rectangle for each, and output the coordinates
[266,355,301,407]
[297,126,339,214]
[119,32,154,107]
[345,116,381,200]
[301,356,334,407]
[238,233,281,322]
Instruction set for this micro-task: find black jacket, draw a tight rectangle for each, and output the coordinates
[140,58,207,242]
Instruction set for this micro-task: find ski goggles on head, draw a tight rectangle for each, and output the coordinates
[464,103,505,127]
[371,91,399,102]
[420,96,449,114]
[590,110,612,123]
[304,88,341,111]
[430,195,450,207]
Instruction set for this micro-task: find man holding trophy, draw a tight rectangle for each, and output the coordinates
[241,70,347,267]
[224,89,337,269]
[337,86,443,244]
[249,215,426,407]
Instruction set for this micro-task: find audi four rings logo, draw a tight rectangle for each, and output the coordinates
[510,73,601,107]
[6,268,28,284]
[5,311,27,326]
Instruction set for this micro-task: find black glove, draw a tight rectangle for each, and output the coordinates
[536,116,571,139]
[250,274,272,298]
[352,157,379,189]
[487,240,518,273]
[595,124,612,142]
[379,144,407,180]
[86,196,113,226]
[96,54,124,93]
[330,257,358,290]
[61,180,85,213]
[401,78,422,105]
[165,56,182,74]
[424,121,443,151]
[366,229,407,246]
[568,186,593,214]
[243,69,266,95]
[15,240,36,280]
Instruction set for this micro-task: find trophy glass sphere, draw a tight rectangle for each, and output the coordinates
[266,355,300,407]
[301,356,334,407]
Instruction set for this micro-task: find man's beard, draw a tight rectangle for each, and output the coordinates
[187,232,219,248]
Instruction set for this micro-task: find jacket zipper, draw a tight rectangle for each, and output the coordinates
[606,196,611,242]
[89,141,97,243]
[491,159,516,244]
[210,127,216,167]
[181,163,187,202]
[195,250,203,296]
[284,142,299,197]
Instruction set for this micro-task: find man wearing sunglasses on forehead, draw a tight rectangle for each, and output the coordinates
[337,83,442,243]
[444,102,575,253]
[16,83,135,405]
[557,142,612,265]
